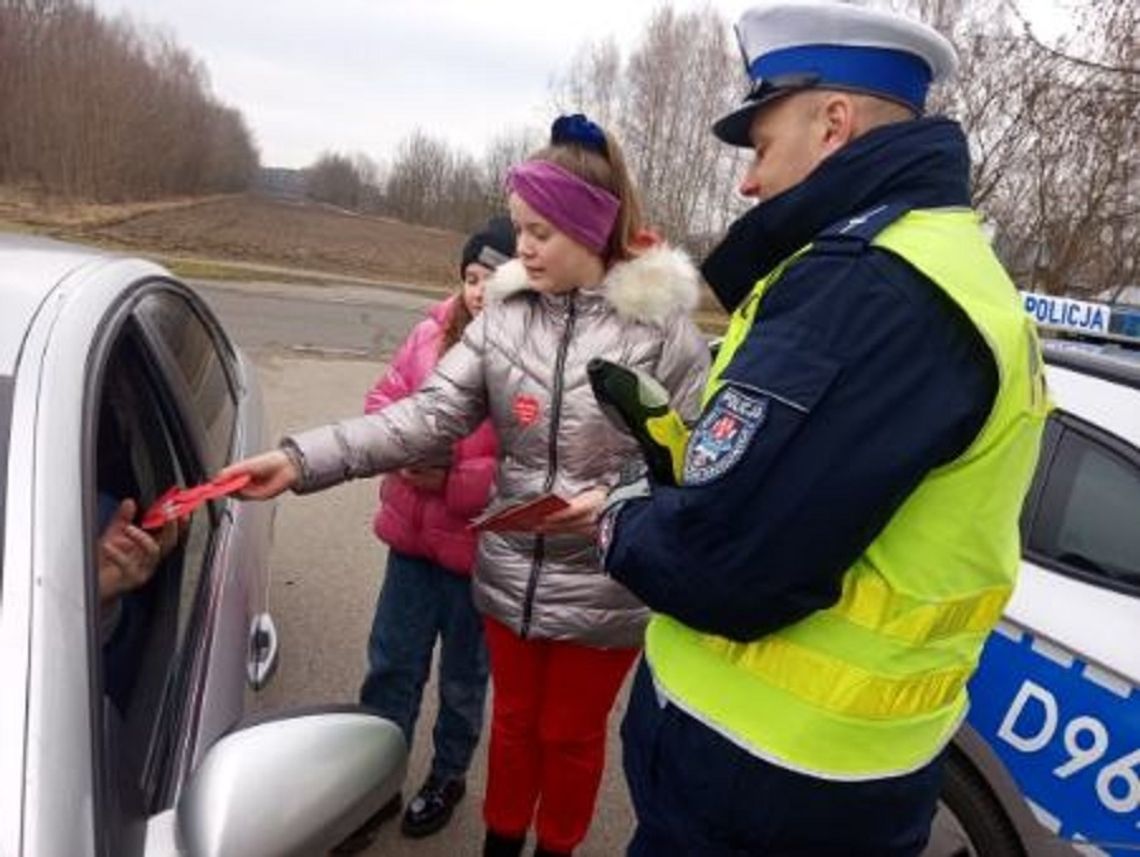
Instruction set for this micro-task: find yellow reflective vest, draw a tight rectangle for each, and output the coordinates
[645,208,1050,780]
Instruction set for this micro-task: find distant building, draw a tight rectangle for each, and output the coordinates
[254,167,308,201]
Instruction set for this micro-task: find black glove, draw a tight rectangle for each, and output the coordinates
[587,358,689,486]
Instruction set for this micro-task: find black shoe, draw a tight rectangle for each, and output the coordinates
[400,775,466,838]
[483,829,526,857]
[329,792,402,855]
[534,847,572,857]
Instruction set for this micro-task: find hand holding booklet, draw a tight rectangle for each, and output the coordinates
[468,494,570,533]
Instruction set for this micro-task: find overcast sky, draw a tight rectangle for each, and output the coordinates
[91,0,1066,170]
[89,0,744,168]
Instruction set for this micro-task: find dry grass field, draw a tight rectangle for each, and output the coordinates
[0,191,728,329]
[0,191,465,287]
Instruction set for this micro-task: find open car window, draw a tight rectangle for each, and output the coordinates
[90,321,223,847]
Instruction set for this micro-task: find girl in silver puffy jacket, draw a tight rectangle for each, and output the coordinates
[222,114,709,857]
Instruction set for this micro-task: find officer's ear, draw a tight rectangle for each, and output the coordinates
[818,93,857,156]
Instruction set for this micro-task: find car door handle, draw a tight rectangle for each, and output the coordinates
[247,612,279,691]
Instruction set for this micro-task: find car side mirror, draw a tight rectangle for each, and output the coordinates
[146,706,406,857]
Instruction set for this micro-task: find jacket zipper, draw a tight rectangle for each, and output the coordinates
[521,297,577,637]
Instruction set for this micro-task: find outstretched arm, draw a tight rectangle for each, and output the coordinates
[222,314,491,499]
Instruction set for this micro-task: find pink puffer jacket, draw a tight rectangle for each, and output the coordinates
[366,297,497,575]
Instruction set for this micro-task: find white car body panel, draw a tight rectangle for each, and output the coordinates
[1046,365,1140,448]
[1004,563,1140,685]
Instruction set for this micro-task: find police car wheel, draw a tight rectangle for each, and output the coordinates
[933,755,1024,857]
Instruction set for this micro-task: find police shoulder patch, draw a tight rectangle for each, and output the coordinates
[683,386,768,485]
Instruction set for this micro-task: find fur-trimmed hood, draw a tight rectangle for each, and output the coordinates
[485,245,701,325]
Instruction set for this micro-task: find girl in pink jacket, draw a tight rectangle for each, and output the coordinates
[337,218,514,851]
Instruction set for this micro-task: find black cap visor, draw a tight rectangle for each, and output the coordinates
[712,73,823,147]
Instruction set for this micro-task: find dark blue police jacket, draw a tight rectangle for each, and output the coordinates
[605,118,1000,642]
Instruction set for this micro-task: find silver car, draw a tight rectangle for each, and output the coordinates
[0,234,405,857]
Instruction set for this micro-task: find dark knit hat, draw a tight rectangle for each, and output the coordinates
[460,215,515,277]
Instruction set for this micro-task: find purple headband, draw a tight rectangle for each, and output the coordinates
[506,160,620,255]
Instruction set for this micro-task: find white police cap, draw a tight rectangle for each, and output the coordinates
[714,2,959,147]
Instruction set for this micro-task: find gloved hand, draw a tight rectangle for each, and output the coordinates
[587,358,689,486]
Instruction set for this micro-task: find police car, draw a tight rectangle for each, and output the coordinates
[931,293,1140,856]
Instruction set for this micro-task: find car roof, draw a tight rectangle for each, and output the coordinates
[0,233,117,375]
[1042,338,1140,453]
[1041,338,1140,391]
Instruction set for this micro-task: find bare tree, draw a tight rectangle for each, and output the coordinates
[553,39,624,130]
[383,130,457,226]
[552,6,748,249]
[481,126,543,210]
[0,0,258,201]
[306,152,367,209]
[892,0,1139,299]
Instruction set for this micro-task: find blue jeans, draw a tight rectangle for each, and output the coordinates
[361,550,489,781]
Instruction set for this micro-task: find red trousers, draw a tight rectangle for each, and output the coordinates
[482,616,639,853]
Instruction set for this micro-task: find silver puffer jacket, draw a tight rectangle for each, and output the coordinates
[285,246,709,647]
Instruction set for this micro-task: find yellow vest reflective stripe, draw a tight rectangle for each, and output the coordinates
[646,208,1050,780]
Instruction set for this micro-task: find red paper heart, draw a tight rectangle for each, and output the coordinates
[513,394,540,427]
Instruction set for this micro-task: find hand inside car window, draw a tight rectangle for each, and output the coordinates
[97,494,179,613]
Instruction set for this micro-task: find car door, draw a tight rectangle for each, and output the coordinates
[966,408,1140,853]
[87,279,269,855]
[130,285,274,773]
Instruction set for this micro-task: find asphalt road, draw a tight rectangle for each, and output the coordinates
[194,280,442,360]
[196,281,636,857]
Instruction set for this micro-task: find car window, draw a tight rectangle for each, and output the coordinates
[92,326,221,827]
[133,290,237,473]
[1027,420,1140,591]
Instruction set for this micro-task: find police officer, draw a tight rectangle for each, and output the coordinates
[597,3,1050,854]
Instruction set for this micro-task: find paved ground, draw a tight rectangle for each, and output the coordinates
[195,280,442,360]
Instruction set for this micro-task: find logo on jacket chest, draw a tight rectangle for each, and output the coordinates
[513,394,541,427]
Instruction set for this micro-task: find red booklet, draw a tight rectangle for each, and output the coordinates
[468,494,570,533]
[140,473,251,530]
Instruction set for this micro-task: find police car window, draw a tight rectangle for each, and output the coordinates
[133,291,237,473]
[1028,427,1140,590]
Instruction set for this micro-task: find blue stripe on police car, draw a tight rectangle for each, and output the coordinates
[967,624,1140,852]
